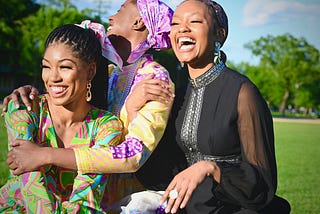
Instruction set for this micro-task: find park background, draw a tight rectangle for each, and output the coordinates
[0,0,319,213]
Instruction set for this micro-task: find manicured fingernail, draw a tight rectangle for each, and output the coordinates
[27,106,31,111]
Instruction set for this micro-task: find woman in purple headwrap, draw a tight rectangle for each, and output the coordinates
[2,0,187,212]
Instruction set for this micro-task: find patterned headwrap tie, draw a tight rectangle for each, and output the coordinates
[137,0,173,50]
[78,0,173,69]
[78,20,123,68]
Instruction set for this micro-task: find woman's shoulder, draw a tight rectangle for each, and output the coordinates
[223,66,249,81]
[88,107,121,126]
[89,108,123,134]
[222,66,259,88]
[6,94,47,114]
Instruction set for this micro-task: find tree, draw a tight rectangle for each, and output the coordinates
[245,34,320,115]
[0,0,40,71]
[16,3,106,89]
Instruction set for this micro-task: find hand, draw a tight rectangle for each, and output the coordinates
[2,85,39,116]
[125,74,174,121]
[160,161,220,213]
[6,139,46,175]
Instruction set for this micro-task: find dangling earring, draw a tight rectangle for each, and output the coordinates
[86,81,92,102]
[214,41,221,64]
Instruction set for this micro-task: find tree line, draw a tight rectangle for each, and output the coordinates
[1,0,319,116]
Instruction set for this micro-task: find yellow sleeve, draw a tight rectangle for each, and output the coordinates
[74,62,174,174]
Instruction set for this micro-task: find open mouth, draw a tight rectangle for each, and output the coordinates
[51,86,67,93]
[49,86,68,97]
[178,37,196,51]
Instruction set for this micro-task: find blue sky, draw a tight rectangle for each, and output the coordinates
[72,0,320,64]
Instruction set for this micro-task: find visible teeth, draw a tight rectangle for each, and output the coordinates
[178,37,195,44]
[51,86,66,92]
[107,26,112,32]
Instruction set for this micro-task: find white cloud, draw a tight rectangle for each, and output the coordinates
[243,0,320,27]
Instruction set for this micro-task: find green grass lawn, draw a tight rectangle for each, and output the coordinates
[274,121,320,214]
[0,116,319,213]
[0,115,9,186]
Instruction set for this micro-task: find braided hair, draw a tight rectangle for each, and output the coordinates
[45,24,102,66]
[44,24,108,109]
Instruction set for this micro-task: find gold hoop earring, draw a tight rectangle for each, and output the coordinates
[86,81,92,102]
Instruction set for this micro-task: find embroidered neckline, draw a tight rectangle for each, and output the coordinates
[189,61,225,88]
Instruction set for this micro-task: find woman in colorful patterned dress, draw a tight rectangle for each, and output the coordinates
[0,24,123,213]
[1,0,187,212]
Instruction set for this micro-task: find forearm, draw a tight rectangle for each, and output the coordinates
[75,100,172,174]
[44,147,77,170]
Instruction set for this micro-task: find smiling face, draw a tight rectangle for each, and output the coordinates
[42,42,92,107]
[170,0,218,69]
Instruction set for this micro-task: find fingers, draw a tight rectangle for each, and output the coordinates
[143,88,173,103]
[179,186,193,209]
[161,172,199,213]
[165,184,185,213]
[17,86,34,111]
[2,94,16,115]
[7,151,18,171]
[160,182,175,205]
[6,152,14,167]
[143,73,155,80]
[1,85,38,115]
[13,165,24,176]
[30,85,39,100]
[140,82,174,103]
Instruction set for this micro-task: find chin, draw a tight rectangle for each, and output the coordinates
[177,56,193,64]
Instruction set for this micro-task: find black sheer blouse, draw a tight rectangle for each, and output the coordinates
[174,63,277,213]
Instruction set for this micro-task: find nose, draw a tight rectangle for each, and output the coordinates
[109,14,115,22]
[178,23,190,33]
[48,68,62,82]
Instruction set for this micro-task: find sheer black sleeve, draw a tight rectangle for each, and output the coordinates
[214,82,277,210]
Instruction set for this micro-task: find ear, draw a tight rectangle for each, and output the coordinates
[217,28,227,44]
[132,17,146,30]
[87,63,97,81]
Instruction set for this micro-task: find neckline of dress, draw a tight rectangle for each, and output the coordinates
[189,61,225,88]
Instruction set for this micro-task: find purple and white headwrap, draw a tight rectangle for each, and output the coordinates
[78,0,173,69]
[137,0,173,50]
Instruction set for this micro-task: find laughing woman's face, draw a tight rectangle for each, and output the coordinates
[169,0,217,68]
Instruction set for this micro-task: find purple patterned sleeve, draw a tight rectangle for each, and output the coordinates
[110,137,144,159]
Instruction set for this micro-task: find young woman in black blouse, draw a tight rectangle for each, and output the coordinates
[126,0,291,213]
[157,1,290,213]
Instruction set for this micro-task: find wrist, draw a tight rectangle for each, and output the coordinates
[126,108,138,122]
[206,162,221,183]
[42,147,54,166]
